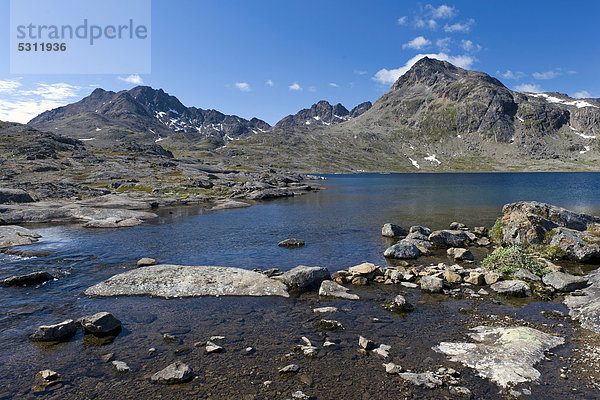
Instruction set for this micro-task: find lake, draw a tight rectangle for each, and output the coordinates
[1,172,600,399]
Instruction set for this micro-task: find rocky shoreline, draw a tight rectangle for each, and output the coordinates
[4,200,600,398]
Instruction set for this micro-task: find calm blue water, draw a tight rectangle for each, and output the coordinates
[1,172,600,398]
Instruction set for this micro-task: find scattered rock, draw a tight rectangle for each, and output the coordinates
[348,262,378,275]
[429,230,471,247]
[381,223,407,238]
[205,341,223,354]
[514,268,542,282]
[151,362,195,384]
[384,295,414,313]
[318,280,359,300]
[450,222,468,230]
[419,276,444,293]
[444,269,462,283]
[80,312,122,336]
[278,238,305,248]
[564,268,600,333]
[484,272,501,285]
[434,326,565,387]
[111,361,130,372]
[312,306,338,313]
[84,265,290,298]
[210,335,225,341]
[163,333,178,344]
[34,369,62,391]
[490,280,532,297]
[383,241,421,259]
[101,353,114,363]
[373,344,391,358]
[291,390,311,399]
[280,265,330,293]
[279,364,300,375]
[542,271,588,292]
[383,362,403,374]
[401,282,418,289]
[351,276,368,285]
[447,247,474,261]
[449,386,472,397]
[137,257,156,267]
[464,272,485,286]
[30,319,77,342]
[244,347,255,354]
[317,319,344,331]
[398,372,442,388]
[1,271,54,287]
[358,336,374,350]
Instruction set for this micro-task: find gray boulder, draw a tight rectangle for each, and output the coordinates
[381,223,407,238]
[318,280,359,300]
[409,225,432,236]
[428,230,471,247]
[514,268,541,282]
[542,271,588,292]
[84,265,290,298]
[1,271,54,286]
[420,276,444,293]
[30,319,77,342]
[564,268,600,333]
[434,326,564,387]
[547,227,600,262]
[0,188,34,203]
[383,241,421,259]
[280,265,330,293]
[447,247,474,261]
[278,238,305,248]
[80,312,122,335]
[137,257,156,267]
[151,362,195,384]
[0,225,41,249]
[490,280,532,297]
[385,295,414,313]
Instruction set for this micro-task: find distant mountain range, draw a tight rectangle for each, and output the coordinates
[26,57,600,172]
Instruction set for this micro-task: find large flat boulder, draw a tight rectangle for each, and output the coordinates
[428,230,471,247]
[564,268,600,333]
[0,188,34,203]
[279,265,330,293]
[434,326,564,388]
[0,225,41,249]
[383,241,421,259]
[84,264,289,298]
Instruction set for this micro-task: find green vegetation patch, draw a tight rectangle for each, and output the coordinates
[489,217,504,244]
[481,246,549,277]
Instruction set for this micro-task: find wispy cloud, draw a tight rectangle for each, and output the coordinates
[397,16,407,25]
[354,70,368,75]
[0,79,22,93]
[515,83,542,93]
[22,83,81,100]
[328,83,339,88]
[234,82,251,92]
[415,18,437,29]
[265,79,274,87]
[498,70,525,80]
[461,39,481,52]
[308,86,317,92]
[572,90,591,99]
[426,4,457,19]
[373,53,476,85]
[436,37,451,51]
[289,82,302,91]
[117,74,144,85]
[402,36,431,50]
[532,70,558,80]
[444,19,474,33]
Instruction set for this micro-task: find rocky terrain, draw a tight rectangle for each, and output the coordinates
[0,120,320,226]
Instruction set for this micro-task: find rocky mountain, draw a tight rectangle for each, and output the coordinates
[273,100,371,129]
[220,57,600,172]
[29,86,271,145]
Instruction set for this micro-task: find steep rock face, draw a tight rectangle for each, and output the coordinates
[274,100,371,129]
[29,86,271,143]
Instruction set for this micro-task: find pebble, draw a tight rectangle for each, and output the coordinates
[279,364,300,375]
[111,361,130,372]
[358,336,375,350]
[205,341,224,354]
[148,348,156,355]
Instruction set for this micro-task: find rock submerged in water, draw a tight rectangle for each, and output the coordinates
[318,280,359,300]
[80,312,122,336]
[30,319,77,342]
[384,295,414,313]
[84,264,290,298]
[151,362,195,384]
[280,265,330,293]
[1,271,54,287]
[434,326,565,388]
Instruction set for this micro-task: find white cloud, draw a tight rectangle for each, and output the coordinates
[0,98,71,123]
[499,70,524,80]
[532,70,558,80]
[572,90,591,99]
[444,19,474,32]
[235,82,251,92]
[289,82,302,91]
[397,16,407,25]
[402,36,432,50]
[515,83,542,93]
[414,17,437,29]
[373,53,476,85]
[0,79,22,93]
[22,83,81,101]
[354,70,368,75]
[265,79,274,87]
[329,83,339,88]
[117,74,143,85]
[567,70,577,75]
[436,37,451,51]
[461,40,481,52]
[426,4,457,19]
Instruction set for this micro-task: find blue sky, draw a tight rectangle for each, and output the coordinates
[0,0,599,124]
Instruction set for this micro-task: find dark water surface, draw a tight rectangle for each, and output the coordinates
[2,173,600,399]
